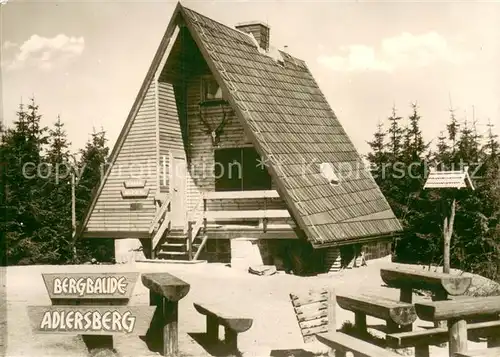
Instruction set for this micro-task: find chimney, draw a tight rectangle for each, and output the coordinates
[235,21,270,51]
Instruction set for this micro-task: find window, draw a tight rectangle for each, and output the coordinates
[214,147,272,191]
[202,77,223,102]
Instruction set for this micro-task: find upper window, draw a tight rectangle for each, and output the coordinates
[214,147,272,191]
[202,77,223,102]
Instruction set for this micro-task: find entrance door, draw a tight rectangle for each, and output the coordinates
[169,150,186,228]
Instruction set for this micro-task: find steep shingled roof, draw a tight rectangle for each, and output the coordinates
[77,3,402,247]
[179,6,402,246]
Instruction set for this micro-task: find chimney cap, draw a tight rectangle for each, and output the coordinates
[235,20,271,29]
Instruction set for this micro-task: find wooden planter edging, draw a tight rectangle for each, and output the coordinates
[141,272,190,357]
[27,272,155,354]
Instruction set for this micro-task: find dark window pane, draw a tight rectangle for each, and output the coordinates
[214,148,242,191]
[242,148,272,190]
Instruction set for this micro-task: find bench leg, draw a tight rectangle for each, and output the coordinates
[224,327,238,354]
[433,291,448,348]
[206,315,219,342]
[162,299,179,357]
[334,350,346,357]
[386,319,399,333]
[148,292,179,357]
[354,312,367,334]
[400,324,412,332]
[487,335,500,348]
[399,287,412,303]
[415,345,430,357]
[448,318,467,357]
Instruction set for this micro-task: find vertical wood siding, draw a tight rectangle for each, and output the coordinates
[86,82,158,233]
[158,81,184,193]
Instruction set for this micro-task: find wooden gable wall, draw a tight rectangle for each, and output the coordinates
[85,82,158,234]
[185,74,287,214]
[158,81,185,194]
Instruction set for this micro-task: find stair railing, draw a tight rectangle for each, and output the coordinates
[150,194,172,257]
[186,197,205,260]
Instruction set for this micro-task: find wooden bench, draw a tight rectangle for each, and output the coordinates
[142,273,190,357]
[454,347,500,357]
[415,295,500,357]
[386,319,500,357]
[381,264,472,335]
[316,331,401,357]
[193,302,253,354]
[289,288,403,357]
[337,293,416,333]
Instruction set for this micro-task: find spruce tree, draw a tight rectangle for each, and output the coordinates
[485,120,499,158]
[366,121,387,185]
[387,105,404,159]
[447,108,460,154]
[73,129,113,263]
[2,99,50,264]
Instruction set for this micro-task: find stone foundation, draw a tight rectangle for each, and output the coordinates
[114,239,146,264]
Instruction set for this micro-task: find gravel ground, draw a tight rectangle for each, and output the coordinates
[3,258,495,357]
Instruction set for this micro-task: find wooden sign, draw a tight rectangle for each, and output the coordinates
[42,272,139,300]
[424,167,475,190]
[123,179,146,189]
[27,305,155,335]
[120,188,149,199]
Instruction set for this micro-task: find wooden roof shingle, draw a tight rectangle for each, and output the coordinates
[179,5,402,247]
[77,3,402,247]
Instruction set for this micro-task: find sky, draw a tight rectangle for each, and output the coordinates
[1,0,500,157]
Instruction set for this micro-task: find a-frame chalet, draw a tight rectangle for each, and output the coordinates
[77,3,402,272]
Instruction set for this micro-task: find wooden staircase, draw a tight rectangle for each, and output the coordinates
[156,228,205,260]
[149,193,208,261]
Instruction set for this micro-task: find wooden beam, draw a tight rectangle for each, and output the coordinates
[81,231,150,239]
[337,293,416,327]
[455,347,500,357]
[152,217,171,253]
[149,197,171,234]
[193,235,208,261]
[380,266,471,296]
[204,209,290,220]
[386,320,500,348]
[141,273,190,302]
[142,273,190,357]
[315,332,401,357]
[202,190,280,200]
[415,296,500,322]
[193,303,253,333]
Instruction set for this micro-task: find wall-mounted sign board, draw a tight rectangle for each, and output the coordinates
[120,188,149,199]
[27,305,155,335]
[42,272,139,301]
[123,179,146,189]
[424,167,475,190]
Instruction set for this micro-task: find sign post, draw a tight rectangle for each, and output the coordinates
[28,272,155,354]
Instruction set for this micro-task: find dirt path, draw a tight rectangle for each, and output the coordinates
[3,259,488,357]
